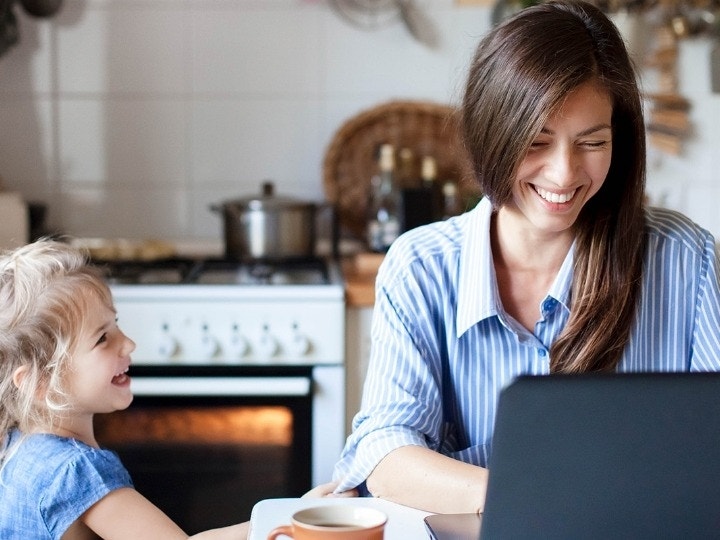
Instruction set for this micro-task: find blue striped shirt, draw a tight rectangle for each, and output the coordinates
[333,197,720,493]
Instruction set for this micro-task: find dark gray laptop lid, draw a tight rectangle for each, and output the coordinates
[481,372,720,539]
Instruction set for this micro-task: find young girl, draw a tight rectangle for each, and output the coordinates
[0,239,250,539]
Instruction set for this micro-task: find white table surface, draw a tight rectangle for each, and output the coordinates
[249,497,433,540]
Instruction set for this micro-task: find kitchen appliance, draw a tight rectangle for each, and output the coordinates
[93,255,345,533]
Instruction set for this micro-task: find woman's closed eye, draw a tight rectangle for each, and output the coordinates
[580,139,610,149]
[528,140,550,151]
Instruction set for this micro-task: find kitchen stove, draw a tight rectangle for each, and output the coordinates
[93,255,346,532]
[97,256,344,365]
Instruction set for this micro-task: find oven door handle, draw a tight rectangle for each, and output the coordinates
[130,376,311,397]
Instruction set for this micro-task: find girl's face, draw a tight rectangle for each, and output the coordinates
[65,289,135,417]
[507,82,613,237]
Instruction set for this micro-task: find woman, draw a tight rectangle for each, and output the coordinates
[332,0,720,515]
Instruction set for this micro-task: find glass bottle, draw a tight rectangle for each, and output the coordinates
[441,181,463,220]
[366,143,401,252]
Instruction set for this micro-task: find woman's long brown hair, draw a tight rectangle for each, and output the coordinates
[461,0,646,373]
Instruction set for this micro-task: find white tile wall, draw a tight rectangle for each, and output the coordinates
[0,0,718,241]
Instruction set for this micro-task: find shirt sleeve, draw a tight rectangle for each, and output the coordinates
[689,234,720,371]
[333,245,446,493]
[41,446,134,539]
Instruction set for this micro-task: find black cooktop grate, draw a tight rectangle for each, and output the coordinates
[94,256,331,286]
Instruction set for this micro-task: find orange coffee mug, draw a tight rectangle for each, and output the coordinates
[267,505,387,539]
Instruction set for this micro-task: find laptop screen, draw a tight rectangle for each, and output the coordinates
[480,372,720,539]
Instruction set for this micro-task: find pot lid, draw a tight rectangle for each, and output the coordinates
[222,181,315,211]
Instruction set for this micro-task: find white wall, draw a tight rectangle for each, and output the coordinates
[0,0,718,241]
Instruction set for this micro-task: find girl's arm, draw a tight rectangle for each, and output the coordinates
[80,487,248,540]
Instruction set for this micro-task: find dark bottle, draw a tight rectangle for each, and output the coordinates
[396,147,417,189]
[420,155,444,221]
[401,154,439,231]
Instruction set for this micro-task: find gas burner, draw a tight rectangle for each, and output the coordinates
[94,258,197,285]
[192,258,331,286]
[96,257,334,286]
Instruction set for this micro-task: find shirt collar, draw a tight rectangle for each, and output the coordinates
[457,197,499,336]
[456,197,574,336]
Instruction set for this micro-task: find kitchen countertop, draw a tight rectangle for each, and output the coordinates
[342,252,383,308]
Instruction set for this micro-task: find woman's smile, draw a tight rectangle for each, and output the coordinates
[533,186,578,205]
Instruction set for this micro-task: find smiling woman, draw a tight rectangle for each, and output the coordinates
[329,0,720,516]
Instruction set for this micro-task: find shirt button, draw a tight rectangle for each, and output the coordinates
[542,298,557,312]
[538,349,547,357]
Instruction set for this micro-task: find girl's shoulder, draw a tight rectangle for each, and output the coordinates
[7,432,127,479]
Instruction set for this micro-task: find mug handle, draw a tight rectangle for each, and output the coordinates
[267,524,294,539]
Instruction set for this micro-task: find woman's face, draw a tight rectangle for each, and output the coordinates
[508,82,613,237]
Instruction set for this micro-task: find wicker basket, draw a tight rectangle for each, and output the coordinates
[323,100,478,240]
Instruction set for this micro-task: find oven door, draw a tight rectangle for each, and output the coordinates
[95,366,313,534]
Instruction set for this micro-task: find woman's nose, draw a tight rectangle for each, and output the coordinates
[546,145,576,185]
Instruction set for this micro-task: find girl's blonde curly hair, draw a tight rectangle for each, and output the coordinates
[0,239,111,460]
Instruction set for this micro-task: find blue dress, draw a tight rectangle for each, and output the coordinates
[0,429,133,539]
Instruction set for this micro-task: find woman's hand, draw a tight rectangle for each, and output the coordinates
[302,481,359,498]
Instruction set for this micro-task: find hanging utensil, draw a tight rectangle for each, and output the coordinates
[329,0,439,48]
[20,0,63,18]
[396,0,438,48]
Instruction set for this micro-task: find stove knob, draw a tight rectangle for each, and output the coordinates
[257,325,279,358]
[289,325,311,356]
[200,328,220,360]
[229,329,249,358]
[157,328,178,359]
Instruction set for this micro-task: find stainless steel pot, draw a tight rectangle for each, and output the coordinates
[211,181,318,261]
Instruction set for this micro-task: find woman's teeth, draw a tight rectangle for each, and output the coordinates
[535,186,576,204]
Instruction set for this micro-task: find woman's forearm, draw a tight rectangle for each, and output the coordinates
[365,445,488,514]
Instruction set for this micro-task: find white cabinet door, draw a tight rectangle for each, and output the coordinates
[344,306,374,436]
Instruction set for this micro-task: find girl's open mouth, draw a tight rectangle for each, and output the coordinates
[112,368,130,385]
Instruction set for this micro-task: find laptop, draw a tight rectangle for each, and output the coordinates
[425,372,720,539]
